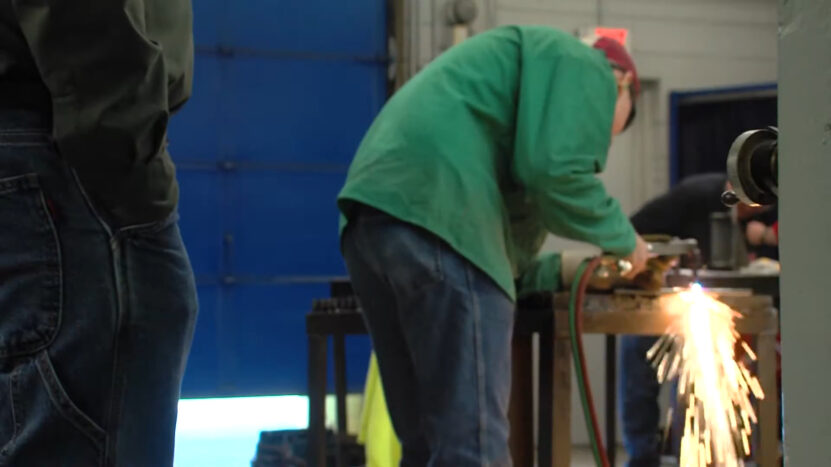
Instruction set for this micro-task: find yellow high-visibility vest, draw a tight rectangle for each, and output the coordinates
[359,353,402,466]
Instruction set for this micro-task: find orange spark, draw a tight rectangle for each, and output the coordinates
[649,284,763,467]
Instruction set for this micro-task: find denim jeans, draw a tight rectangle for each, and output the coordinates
[342,205,514,467]
[0,109,198,466]
[620,335,662,467]
[620,334,686,467]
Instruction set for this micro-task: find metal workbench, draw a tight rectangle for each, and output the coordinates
[603,270,780,465]
[306,280,779,467]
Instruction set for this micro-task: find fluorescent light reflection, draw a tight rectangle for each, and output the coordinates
[174,395,309,467]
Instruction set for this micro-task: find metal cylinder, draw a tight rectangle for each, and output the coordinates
[725,127,779,206]
[709,212,735,270]
[710,211,750,270]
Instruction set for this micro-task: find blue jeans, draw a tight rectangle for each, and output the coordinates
[620,336,685,467]
[620,335,661,467]
[343,206,514,466]
[0,109,198,466]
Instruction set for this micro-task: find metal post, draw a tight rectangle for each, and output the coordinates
[509,334,534,466]
[605,335,617,465]
[538,318,554,466]
[307,334,328,467]
[333,334,348,467]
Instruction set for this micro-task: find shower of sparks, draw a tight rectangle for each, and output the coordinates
[648,283,764,467]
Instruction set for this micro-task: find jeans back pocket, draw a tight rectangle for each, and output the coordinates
[0,173,61,359]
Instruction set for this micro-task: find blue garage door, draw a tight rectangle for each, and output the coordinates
[169,1,387,397]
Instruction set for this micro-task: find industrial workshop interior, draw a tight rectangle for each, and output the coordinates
[1,0,828,466]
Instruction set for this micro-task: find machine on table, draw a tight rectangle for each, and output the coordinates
[305,239,780,467]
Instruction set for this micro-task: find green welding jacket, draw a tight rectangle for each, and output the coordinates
[1,0,192,227]
[338,25,636,300]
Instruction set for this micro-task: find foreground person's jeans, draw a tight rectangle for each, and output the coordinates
[0,109,198,466]
[343,205,514,467]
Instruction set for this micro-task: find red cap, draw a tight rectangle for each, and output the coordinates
[592,36,640,97]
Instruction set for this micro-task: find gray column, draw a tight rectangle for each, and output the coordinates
[779,0,831,464]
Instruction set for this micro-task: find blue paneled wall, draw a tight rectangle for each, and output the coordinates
[170,1,387,397]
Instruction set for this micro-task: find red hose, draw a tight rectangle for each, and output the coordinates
[574,257,611,467]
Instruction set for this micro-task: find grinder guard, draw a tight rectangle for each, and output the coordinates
[723,127,779,207]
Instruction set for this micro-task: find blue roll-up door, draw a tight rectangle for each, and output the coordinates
[169,1,387,397]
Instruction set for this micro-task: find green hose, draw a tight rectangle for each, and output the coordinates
[569,258,608,467]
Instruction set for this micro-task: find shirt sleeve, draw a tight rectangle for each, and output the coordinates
[512,30,637,257]
[12,0,179,223]
[516,253,563,297]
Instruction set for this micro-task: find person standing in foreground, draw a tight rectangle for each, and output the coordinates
[0,1,197,465]
[339,26,648,466]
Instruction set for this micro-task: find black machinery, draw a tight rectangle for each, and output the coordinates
[722,127,779,207]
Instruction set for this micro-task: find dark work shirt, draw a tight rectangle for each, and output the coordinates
[630,173,728,265]
[0,0,193,226]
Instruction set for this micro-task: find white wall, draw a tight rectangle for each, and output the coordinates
[406,0,778,448]
[411,0,777,208]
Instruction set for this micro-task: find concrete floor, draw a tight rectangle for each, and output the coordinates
[571,446,629,466]
[572,447,682,467]
[173,396,674,466]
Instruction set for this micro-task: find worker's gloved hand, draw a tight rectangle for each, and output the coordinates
[623,235,649,279]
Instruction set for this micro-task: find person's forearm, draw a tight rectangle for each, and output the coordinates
[13,0,171,160]
[13,0,183,225]
[528,172,638,257]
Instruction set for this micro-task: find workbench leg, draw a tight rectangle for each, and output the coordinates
[334,334,347,467]
[758,332,780,467]
[552,335,572,467]
[605,335,617,466]
[509,334,534,467]
[538,325,553,466]
[307,334,328,467]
